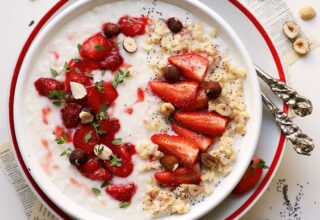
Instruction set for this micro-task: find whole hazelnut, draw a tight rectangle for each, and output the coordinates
[159,102,175,116]
[167,17,183,33]
[204,81,222,100]
[69,149,88,166]
[160,155,179,171]
[103,22,121,38]
[299,5,317,20]
[163,65,180,82]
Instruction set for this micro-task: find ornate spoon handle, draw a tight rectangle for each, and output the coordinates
[255,65,313,117]
[261,93,314,155]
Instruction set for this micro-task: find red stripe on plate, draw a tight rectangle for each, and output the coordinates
[227,0,288,219]
[9,1,71,219]
[8,0,288,219]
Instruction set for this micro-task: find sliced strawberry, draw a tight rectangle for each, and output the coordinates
[233,156,267,195]
[105,183,136,202]
[193,88,209,110]
[78,158,112,181]
[80,33,112,61]
[123,143,136,156]
[168,53,208,82]
[34,78,64,97]
[100,42,123,71]
[64,59,96,93]
[99,118,121,144]
[154,163,201,187]
[149,81,199,108]
[61,103,82,128]
[151,134,199,167]
[174,111,228,136]
[118,16,148,37]
[73,125,99,154]
[103,146,133,177]
[171,122,213,152]
[87,81,118,112]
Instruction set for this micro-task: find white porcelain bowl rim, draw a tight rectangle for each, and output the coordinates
[13,0,262,219]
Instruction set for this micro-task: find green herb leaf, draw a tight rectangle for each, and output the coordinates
[75,67,81,74]
[119,202,130,208]
[28,20,35,27]
[92,188,101,196]
[258,160,269,169]
[77,44,82,52]
[110,154,122,167]
[55,133,67,145]
[101,70,106,77]
[94,144,104,155]
[94,45,105,50]
[91,122,106,136]
[50,68,59,77]
[84,131,93,143]
[85,72,94,78]
[60,148,72,157]
[95,81,104,93]
[112,69,130,88]
[112,138,122,145]
[96,104,109,120]
[52,101,63,106]
[74,57,81,63]
[101,181,109,188]
[63,62,71,73]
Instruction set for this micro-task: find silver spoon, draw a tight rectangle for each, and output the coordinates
[255,65,313,117]
[261,92,314,156]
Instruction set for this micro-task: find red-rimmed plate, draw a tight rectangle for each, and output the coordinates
[8,0,287,219]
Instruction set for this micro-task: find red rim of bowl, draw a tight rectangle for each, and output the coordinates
[8,0,288,219]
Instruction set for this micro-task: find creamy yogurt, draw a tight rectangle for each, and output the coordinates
[22,0,247,219]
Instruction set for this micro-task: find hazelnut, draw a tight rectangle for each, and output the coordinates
[200,153,217,168]
[159,102,175,116]
[69,149,88,166]
[123,37,137,53]
[293,38,310,55]
[167,17,183,33]
[163,65,180,82]
[160,155,179,171]
[215,103,233,117]
[283,21,300,40]
[187,184,203,198]
[299,5,317,20]
[70,82,87,99]
[102,22,121,38]
[94,144,113,160]
[79,108,94,124]
[204,81,222,100]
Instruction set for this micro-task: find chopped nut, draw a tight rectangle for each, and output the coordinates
[123,37,137,53]
[94,144,113,160]
[283,21,299,40]
[70,82,87,99]
[299,5,317,20]
[187,184,203,198]
[79,108,94,124]
[215,103,233,116]
[200,153,217,168]
[293,38,310,55]
[160,155,179,171]
[159,102,175,116]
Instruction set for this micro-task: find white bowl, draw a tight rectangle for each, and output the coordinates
[13,0,262,219]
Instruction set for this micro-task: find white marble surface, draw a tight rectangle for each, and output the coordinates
[0,0,319,219]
